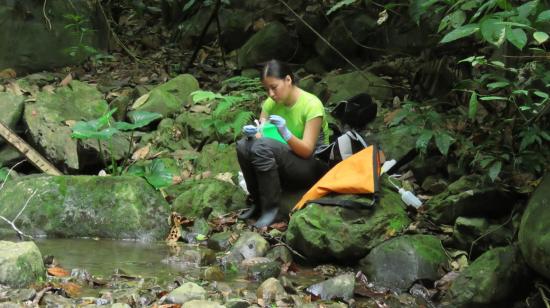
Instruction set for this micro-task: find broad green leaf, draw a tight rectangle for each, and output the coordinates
[513,89,529,96]
[469,91,478,120]
[520,130,537,151]
[479,95,508,101]
[534,91,549,100]
[327,0,358,15]
[0,167,9,183]
[495,21,534,29]
[537,10,550,22]
[486,81,510,90]
[409,0,441,24]
[488,161,501,182]
[450,10,467,28]
[533,31,549,44]
[506,28,527,49]
[191,91,224,103]
[97,108,118,128]
[479,157,495,169]
[416,130,434,153]
[115,111,163,131]
[490,60,506,68]
[471,0,497,22]
[144,158,178,189]
[195,234,208,241]
[182,0,196,12]
[389,109,409,127]
[434,132,455,155]
[126,165,146,177]
[440,23,479,43]
[480,19,506,46]
[71,124,119,140]
[540,130,550,141]
[517,0,538,19]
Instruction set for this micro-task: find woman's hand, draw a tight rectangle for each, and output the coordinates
[268,115,292,141]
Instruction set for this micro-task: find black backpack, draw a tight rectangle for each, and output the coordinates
[315,130,369,167]
[331,92,377,130]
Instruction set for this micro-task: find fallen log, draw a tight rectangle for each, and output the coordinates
[0,121,62,175]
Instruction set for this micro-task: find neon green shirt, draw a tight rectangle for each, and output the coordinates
[262,89,329,146]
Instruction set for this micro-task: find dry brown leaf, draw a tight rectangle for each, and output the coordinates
[59,73,73,86]
[0,68,16,79]
[189,104,211,113]
[6,82,23,96]
[42,85,56,94]
[61,282,81,297]
[253,18,266,31]
[172,175,183,185]
[197,49,208,64]
[64,120,77,127]
[47,266,70,277]
[131,93,150,110]
[132,144,151,160]
[384,109,401,125]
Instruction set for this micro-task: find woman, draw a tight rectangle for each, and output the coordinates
[236,59,330,228]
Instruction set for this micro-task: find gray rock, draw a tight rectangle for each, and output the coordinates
[519,174,550,279]
[207,231,234,251]
[319,70,393,105]
[247,261,281,281]
[306,273,355,301]
[0,92,24,136]
[182,300,226,308]
[203,266,225,281]
[285,178,410,263]
[0,145,24,167]
[238,22,296,68]
[266,245,293,263]
[0,241,45,288]
[256,277,286,305]
[453,216,513,256]
[441,246,530,307]
[23,80,128,171]
[195,142,240,175]
[224,298,249,308]
[227,232,270,262]
[41,293,74,307]
[359,234,448,290]
[164,282,207,304]
[0,175,170,240]
[5,288,36,302]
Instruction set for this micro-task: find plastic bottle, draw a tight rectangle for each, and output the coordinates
[238,171,249,194]
[399,188,422,208]
[260,123,287,144]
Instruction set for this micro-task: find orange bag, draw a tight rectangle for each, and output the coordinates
[293,145,382,211]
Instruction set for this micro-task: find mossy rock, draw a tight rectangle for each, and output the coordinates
[0,241,45,288]
[359,234,448,290]
[441,246,530,307]
[171,178,246,219]
[195,142,240,175]
[238,22,296,68]
[285,178,410,263]
[135,74,199,117]
[320,70,393,105]
[426,175,514,225]
[519,174,550,280]
[0,92,24,128]
[175,112,213,147]
[0,175,170,240]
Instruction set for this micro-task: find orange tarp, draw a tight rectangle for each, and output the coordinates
[293,145,381,211]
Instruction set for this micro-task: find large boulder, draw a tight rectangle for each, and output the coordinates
[0,175,170,240]
[0,241,45,288]
[441,246,531,307]
[0,92,24,129]
[171,178,246,219]
[23,81,129,172]
[0,0,107,72]
[174,111,213,147]
[134,74,199,117]
[426,175,514,225]
[318,70,393,105]
[238,22,297,68]
[359,235,448,290]
[285,178,410,262]
[315,12,377,69]
[519,174,550,279]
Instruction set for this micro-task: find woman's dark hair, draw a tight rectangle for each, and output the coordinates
[261,59,296,84]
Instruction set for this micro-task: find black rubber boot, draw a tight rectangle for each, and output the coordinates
[254,169,281,228]
[239,195,259,219]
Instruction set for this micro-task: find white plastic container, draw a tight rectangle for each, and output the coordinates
[399,188,422,208]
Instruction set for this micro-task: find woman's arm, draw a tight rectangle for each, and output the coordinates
[287,117,322,158]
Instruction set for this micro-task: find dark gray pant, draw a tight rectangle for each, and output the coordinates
[236,137,328,208]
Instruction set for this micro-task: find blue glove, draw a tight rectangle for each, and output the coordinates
[269,115,292,141]
[242,125,258,138]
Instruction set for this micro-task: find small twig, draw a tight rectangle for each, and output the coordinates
[264,232,307,260]
[97,0,139,62]
[0,190,36,240]
[0,160,25,192]
[32,286,52,306]
[468,210,514,259]
[43,0,52,30]
[538,283,550,308]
